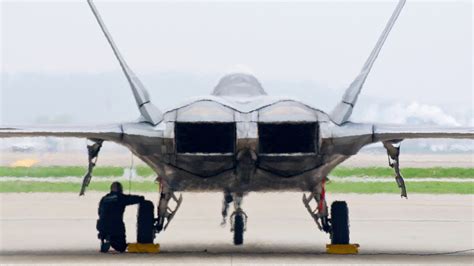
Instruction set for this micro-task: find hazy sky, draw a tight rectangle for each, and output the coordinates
[1,0,472,106]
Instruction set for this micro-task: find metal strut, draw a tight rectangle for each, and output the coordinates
[79,139,103,196]
[221,191,233,226]
[155,184,183,233]
[383,141,408,198]
[302,178,330,233]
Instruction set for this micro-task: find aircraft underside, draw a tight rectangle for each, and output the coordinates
[143,154,349,192]
[118,131,353,193]
[77,132,364,246]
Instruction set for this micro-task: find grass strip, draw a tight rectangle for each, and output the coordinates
[0,181,159,193]
[0,166,123,177]
[1,166,473,178]
[326,181,473,194]
[331,167,474,178]
[0,181,472,194]
[136,166,155,177]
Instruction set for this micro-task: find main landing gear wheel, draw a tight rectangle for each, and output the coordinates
[233,213,245,245]
[137,200,155,243]
[330,201,349,244]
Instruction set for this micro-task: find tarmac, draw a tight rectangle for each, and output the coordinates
[0,192,473,264]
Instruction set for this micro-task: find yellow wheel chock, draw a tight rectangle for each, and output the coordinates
[126,243,357,254]
[326,244,359,254]
[127,243,160,253]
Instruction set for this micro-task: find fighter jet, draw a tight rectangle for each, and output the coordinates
[1,0,472,245]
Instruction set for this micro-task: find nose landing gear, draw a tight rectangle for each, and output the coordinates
[230,209,247,245]
[221,192,248,245]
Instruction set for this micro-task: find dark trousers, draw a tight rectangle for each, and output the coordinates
[110,234,127,253]
[97,219,127,252]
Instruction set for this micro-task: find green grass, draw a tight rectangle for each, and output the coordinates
[0,166,472,194]
[331,167,474,178]
[0,166,124,177]
[0,166,155,178]
[1,166,473,178]
[326,181,473,194]
[0,181,159,193]
[136,166,155,177]
[0,181,472,194]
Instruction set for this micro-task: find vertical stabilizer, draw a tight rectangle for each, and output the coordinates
[87,0,162,125]
[331,0,406,125]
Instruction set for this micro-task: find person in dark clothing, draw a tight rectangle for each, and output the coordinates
[97,181,144,253]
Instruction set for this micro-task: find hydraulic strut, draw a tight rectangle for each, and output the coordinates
[383,141,408,198]
[79,139,103,196]
[302,178,331,233]
[155,183,183,233]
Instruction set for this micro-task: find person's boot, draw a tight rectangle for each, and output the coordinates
[100,237,111,253]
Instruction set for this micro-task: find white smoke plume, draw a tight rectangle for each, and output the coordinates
[354,101,473,153]
[357,101,461,126]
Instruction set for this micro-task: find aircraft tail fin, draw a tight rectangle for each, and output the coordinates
[87,0,162,125]
[331,0,406,125]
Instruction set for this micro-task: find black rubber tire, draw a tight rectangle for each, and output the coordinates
[233,214,244,245]
[330,201,349,244]
[137,200,155,244]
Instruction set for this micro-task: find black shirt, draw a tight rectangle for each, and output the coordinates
[98,192,144,234]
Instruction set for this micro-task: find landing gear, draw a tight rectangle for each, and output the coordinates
[330,201,350,244]
[303,178,331,233]
[221,192,247,245]
[80,139,103,196]
[155,185,183,233]
[383,141,408,198]
[303,179,350,244]
[137,200,155,243]
[220,191,233,226]
[231,211,246,245]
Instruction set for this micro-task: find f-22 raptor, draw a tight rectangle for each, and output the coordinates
[1,0,472,245]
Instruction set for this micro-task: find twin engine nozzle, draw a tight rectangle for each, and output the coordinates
[174,122,319,155]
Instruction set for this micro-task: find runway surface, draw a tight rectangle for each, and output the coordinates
[1,192,473,264]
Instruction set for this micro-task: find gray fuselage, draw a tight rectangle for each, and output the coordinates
[118,74,374,193]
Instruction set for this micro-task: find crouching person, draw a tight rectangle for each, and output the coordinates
[97,181,145,253]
